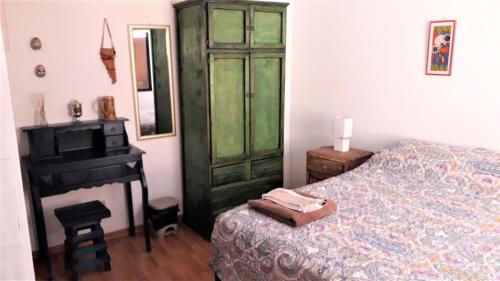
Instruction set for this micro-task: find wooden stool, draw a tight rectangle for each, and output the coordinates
[55,201,111,281]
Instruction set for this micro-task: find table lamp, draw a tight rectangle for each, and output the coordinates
[333,116,353,152]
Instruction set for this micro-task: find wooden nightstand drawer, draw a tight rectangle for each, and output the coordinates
[308,169,342,182]
[307,156,343,175]
[306,146,373,184]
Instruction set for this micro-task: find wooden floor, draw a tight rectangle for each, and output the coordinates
[34,224,214,281]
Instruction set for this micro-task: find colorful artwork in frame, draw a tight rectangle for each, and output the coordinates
[426,20,456,76]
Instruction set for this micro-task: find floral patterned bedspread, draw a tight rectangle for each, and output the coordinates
[211,139,500,281]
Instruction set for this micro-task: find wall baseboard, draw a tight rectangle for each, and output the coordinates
[32,225,145,260]
[32,215,183,260]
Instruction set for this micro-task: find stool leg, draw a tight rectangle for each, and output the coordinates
[71,269,78,281]
[65,228,78,270]
[69,227,78,281]
[91,224,111,271]
[64,229,70,269]
[104,258,112,271]
[91,224,109,259]
[90,224,105,258]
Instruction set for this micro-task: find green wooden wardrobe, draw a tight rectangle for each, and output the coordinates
[174,0,288,239]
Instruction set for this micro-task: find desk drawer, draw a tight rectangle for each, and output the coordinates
[59,165,123,186]
[105,135,125,148]
[103,123,124,136]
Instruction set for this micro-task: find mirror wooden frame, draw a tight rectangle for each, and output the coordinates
[128,24,176,140]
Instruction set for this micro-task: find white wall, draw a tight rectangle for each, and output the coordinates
[289,0,500,187]
[0,8,35,279]
[6,0,500,249]
[3,1,181,248]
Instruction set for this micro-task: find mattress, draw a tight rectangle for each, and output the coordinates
[211,139,500,281]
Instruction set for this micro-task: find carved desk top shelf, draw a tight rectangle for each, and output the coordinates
[21,118,151,280]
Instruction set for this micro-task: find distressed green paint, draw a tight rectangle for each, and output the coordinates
[252,157,283,179]
[151,29,173,135]
[254,11,282,43]
[212,9,245,43]
[175,0,287,240]
[208,3,249,49]
[211,177,282,212]
[252,56,281,152]
[177,3,213,238]
[250,5,286,48]
[210,56,247,161]
[212,162,250,187]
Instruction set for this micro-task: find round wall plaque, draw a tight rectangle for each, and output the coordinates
[35,65,46,77]
[30,37,42,50]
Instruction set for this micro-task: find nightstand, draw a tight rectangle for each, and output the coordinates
[306,146,374,184]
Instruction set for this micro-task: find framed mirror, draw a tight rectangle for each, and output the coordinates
[128,25,175,140]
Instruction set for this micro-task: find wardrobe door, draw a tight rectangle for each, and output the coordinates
[250,5,286,48]
[209,53,250,163]
[208,3,250,49]
[250,53,284,157]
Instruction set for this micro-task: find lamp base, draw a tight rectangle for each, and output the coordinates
[334,139,350,152]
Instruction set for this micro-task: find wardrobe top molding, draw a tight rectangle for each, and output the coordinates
[174,0,289,9]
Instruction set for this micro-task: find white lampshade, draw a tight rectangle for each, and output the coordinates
[333,116,353,139]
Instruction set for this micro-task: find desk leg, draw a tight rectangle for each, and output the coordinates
[124,182,136,236]
[29,174,53,280]
[138,159,151,252]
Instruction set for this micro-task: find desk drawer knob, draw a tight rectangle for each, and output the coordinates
[112,140,117,145]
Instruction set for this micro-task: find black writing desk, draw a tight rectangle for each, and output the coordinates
[21,118,151,280]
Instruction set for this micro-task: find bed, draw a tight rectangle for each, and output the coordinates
[211,139,500,281]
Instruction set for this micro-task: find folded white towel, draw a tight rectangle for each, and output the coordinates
[262,188,326,212]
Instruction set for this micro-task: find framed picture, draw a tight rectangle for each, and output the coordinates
[426,20,456,76]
